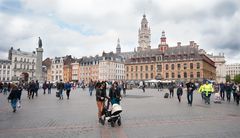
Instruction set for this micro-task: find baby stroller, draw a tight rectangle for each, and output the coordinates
[102,99,122,127]
[214,93,221,104]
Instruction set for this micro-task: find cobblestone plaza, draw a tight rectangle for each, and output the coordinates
[0,88,240,138]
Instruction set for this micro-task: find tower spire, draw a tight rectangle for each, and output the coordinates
[116,38,121,54]
[137,14,151,51]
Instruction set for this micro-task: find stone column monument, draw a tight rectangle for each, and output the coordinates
[35,37,43,82]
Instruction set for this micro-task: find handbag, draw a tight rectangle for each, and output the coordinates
[56,92,60,97]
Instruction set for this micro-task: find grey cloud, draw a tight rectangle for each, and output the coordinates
[213,1,239,18]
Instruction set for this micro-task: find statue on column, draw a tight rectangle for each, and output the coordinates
[38,37,42,48]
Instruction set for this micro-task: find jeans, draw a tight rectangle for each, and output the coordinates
[48,88,51,94]
[220,89,225,100]
[169,90,174,98]
[66,90,70,99]
[187,91,193,105]
[226,92,231,102]
[11,99,18,110]
[59,89,63,99]
[89,87,93,96]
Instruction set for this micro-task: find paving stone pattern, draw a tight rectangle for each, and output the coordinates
[0,88,240,138]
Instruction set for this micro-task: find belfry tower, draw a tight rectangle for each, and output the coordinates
[35,37,43,82]
[137,14,151,51]
[116,38,121,54]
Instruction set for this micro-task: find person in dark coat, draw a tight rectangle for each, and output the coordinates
[177,85,183,102]
[186,80,196,106]
[219,82,225,101]
[95,82,107,125]
[42,81,47,95]
[29,80,36,99]
[64,82,72,99]
[109,82,121,105]
[225,82,232,102]
[35,80,39,97]
[168,82,175,98]
[47,81,52,94]
[57,80,65,100]
[8,84,19,112]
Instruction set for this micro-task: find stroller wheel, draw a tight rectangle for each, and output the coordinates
[117,118,121,126]
[111,121,115,127]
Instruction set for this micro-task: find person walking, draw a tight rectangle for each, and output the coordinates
[236,84,240,106]
[29,80,36,99]
[177,85,183,102]
[89,79,94,96]
[95,82,107,125]
[225,82,232,103]
[232,83,237,102]
[64,82,72,99]
[7,84,19,112]
[42,81,47,95]
[201,81,214,104]
[122,81,127,97]
[57,80,65,100]
[17,83,23,108]
[0,81,3,93]
[3,82,8,95]
[47,81,52,94]
[186,80,196,106]
[35,80,39,97]
[168,82,174,98]
[219,82,225,101]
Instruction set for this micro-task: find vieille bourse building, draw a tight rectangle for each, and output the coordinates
[123,15,216,83]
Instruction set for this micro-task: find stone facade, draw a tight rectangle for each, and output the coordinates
[99,52,125,81]
[207,53,226,83]
[226,63,240,80]
[8,47,37,82]
[71,62,80,82]
[125,31,216,82]
[0,59,12,82]
[137,14,151,51]
[79,56,101,83]
[51,57,64,82]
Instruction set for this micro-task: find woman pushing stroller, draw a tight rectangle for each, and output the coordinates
[96,81,122,126]
[95,82,107,125]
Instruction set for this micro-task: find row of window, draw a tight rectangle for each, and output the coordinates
[165,72,201,79]
[126,73,154,80]
[0,77,10,81]
[165,63,200,70]
[52,70,62,74]
[52,75,62,81]
[52,65,63,69]
[0,70,10,74]
[14,57,35,63]
[127,65,154,72]
[14,64,34,70]
[0,65,10,69]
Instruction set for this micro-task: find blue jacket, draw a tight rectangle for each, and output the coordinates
[64,83,72,91]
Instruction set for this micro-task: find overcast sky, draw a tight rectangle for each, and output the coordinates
[0,0,239,63]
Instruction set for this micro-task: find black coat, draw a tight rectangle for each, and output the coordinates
[96,88,106,101]
[109,87,121,99]
[8,89,19,100]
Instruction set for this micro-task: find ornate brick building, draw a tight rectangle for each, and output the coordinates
[124,15,216,82]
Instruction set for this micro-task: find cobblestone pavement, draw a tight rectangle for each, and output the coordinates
[0,88,240,138]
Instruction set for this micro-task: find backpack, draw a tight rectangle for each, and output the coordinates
[164,93,169,98]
